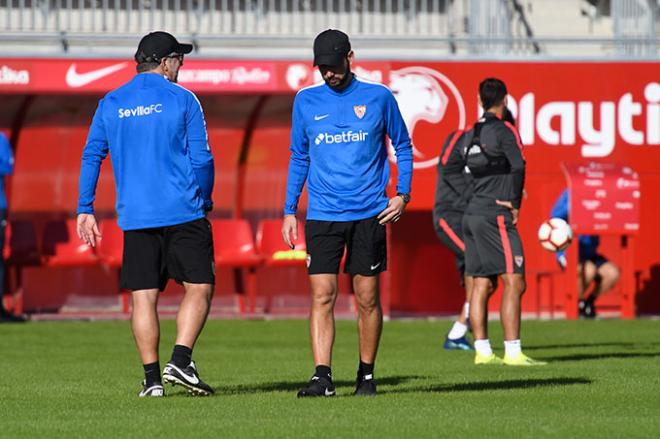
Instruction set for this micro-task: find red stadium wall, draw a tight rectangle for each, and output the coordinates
[0,58,658,315]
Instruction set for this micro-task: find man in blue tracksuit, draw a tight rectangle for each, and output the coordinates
[77,32,215,397]
[282,29,413,397]
[0,133,21,322]
[551,189,620,318]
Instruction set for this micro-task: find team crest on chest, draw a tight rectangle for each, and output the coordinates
[353,105,366,119]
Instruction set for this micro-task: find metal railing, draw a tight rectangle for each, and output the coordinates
[0,0,658,57]
[613,0,659,55]
[0,0,457,36]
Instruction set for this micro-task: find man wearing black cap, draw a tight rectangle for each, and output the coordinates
[77,31,216,397]
[282,29,413,397]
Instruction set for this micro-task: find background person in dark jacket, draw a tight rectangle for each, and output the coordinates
[0,133,22,323]
[462,78,545,367]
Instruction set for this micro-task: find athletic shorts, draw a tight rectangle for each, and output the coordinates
[120,217,215,291]
[433,211,466,279]
[305,216,386,276]
[580,252,609,269]
[463,212,525,277]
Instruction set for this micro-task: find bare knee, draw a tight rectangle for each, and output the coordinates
[353,275,380,314]
[311,285,336,308]
[354,291,379,314]
[184,283,214,301]
[599,262,620,288]
[472,277,493,298]
[132,289,158,309]
[502,274,525,296]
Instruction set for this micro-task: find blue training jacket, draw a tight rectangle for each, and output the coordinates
[77,73,214,231]
[551,188,600,260]
[0,133,14,210]
[284,76,413,221]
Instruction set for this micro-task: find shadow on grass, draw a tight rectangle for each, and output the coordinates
[381,377,592,394]
[541,352,660,362]
[524,342,659,350]
[217,375,424,395]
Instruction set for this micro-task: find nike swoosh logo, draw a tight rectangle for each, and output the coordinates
[65,62,128,88]
[314,114,329,121]
[167,365,199,384]
[179,370,200,384]
[370,262,381,270]
[325,388,335,396]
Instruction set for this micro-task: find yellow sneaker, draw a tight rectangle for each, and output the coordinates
[503,352,548,366]
[474,353,504,365]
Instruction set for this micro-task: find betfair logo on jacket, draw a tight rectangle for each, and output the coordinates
[314,130,369,145]
[118,104,163,119]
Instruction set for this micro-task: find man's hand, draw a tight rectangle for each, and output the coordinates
[76,213,101,248]
[281,214,298,249]
[495,199,519,225]
[377,195,406,225]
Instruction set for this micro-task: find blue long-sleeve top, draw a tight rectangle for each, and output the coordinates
[551,188,600,260]
[0,133,14,210]
[77,73,214,231]
[284,76,413,221]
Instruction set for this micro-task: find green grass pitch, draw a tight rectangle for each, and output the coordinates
[1,319,659,437]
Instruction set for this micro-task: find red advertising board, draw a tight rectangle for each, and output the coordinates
[560,162,640,319]
[0,58,389,94]
[1,57,659,316]
[562,162,640,234]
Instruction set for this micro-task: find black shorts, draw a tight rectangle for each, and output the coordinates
[305,216,386,276]
[120,217,215,291]
[463,212,525,277]
[433,211,466,278]
[579,252,609,269]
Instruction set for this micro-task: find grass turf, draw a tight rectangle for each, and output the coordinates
[1,319,659,437]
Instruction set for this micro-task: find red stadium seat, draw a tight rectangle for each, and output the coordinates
[256,218,307,267]
[211,219,262,314]
[42,219,97,266]
[97,219,123,268]
[256,218,347,269]
[97,219,128,313]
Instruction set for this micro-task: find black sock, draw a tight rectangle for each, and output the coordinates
[143,361,161,386]
[171,344,192,368]
[315,365,332,380]
[359,361,374,380]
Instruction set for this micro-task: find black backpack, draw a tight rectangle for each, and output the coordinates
[463,119,511,178]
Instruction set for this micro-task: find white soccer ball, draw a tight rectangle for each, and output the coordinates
[537,218,573,252]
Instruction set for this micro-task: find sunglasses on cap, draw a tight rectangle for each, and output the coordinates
[164,53,184,62]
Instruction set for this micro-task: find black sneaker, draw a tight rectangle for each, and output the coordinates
[297,375,336,397]
[354,374,377,396]
[138,380,164,397]
[162,361,214,396]
[579,299,597,319]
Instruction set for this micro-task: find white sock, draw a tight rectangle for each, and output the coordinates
[474,339,493,357]
[504,339,522,358]
[447,321,468,339]
[463,302,470,320]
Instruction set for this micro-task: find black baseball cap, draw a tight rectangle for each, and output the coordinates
[134,31,193,63]
[313,29,351,67]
